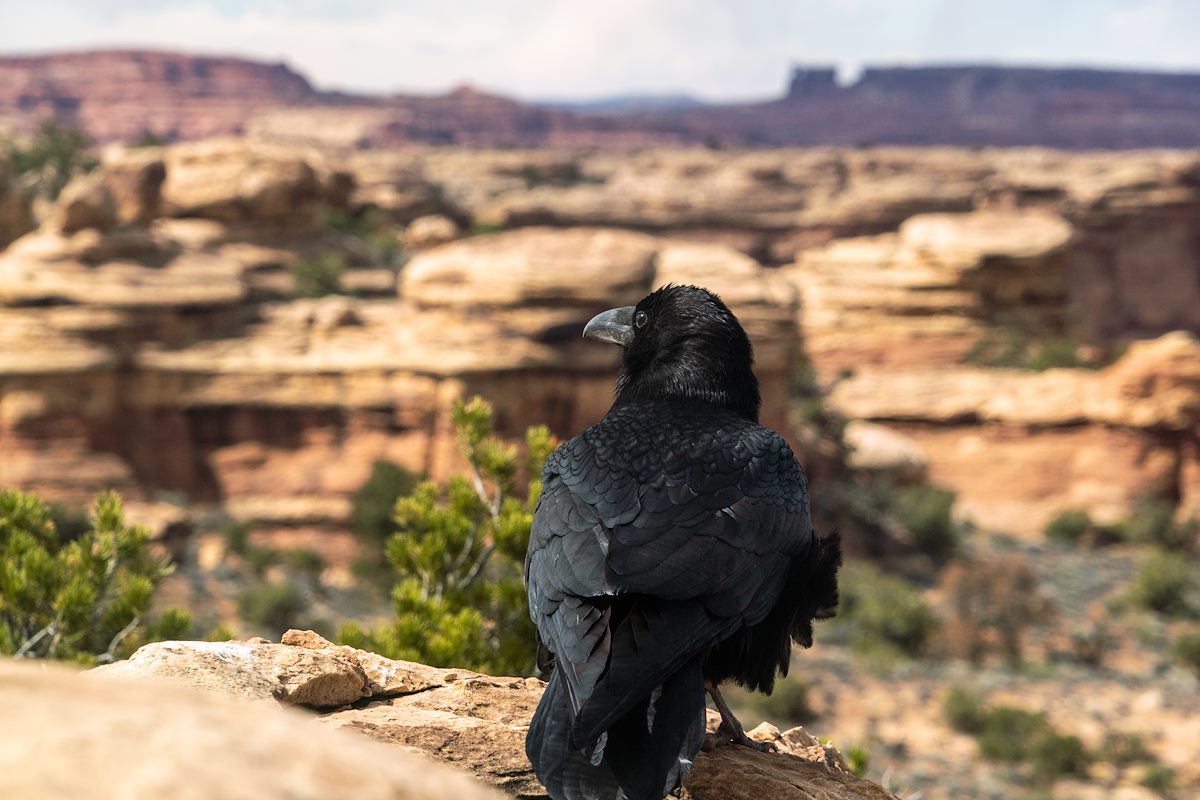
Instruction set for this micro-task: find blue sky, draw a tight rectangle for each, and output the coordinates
[0,0,1197,100]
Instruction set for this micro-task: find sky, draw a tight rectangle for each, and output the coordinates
[1,0,1198,101]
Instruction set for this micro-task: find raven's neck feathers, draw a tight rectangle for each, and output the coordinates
[614,344,761,422]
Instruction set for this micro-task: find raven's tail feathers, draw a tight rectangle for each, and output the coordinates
[527,660,707,800]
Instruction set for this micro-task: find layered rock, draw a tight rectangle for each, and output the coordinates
[86,632,893,800]
[0,655,502,800]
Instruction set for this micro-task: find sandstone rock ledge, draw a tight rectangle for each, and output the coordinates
[67,631,894,800]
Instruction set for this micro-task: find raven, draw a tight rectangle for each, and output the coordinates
[525,284,841,800]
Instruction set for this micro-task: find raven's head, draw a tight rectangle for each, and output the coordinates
[583,284,760,421]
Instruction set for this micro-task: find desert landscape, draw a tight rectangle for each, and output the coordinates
[2,47,1199,800]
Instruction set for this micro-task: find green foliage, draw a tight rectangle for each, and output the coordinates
[283,548,325,580]
[835,564,939,661]
[338,397,556,675]
[324,208,402,264]
[1139,763,1176,794]
[351,461,420,550]
[894,485,959,560]
[845,745,870,778]
[5,119,99,200]
[736,677,817,726]
[1173,630,1200,678]
[1097,731,1154,767]
[237,581,306,635]
[467,221,507,237]
[938,557,1053,665]
[1044,509,1092,546]
[131,130,168,148]
[222,521,251,557]
[943,687,988,734]
[0,490,188,664]
[291,253,346,298]
[1105,500,1198,552]
[949,692,1092,781]
[1127,550,1198,617]
[965,326,1094,372]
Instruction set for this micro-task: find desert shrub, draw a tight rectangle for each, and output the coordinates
[237,581,306,635]
[1106,500,1198,552]
[1127,550,1198,617]
[836,564,939,660]
[6,119,98,199]
[0,490,189,664]
[283,548,325,580]
[846,745,870,778]
[977,706,1049,762]
[1173,630,1200,678]
[965,326,1093,372]
[1029,732,1091,779]
[351,461,420,550]
[1044,509,1092,546]
[938,557,1054,665]
[222,520,251,557]
[131,130,168,148]
[943,687,988,734]
[324,208,401,264]
[338,397,555,675]
[467,221,507,237]
[1139,764,1176,794]
[894,484,959,560]
[741,677,817,725]
[292,253,346,297]
[1097,731,1154,767]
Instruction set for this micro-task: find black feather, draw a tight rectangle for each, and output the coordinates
[525,285,840,800]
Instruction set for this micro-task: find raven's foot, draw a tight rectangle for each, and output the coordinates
[704,684,779,753]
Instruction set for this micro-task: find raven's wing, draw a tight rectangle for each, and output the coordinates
[525,408,811,744]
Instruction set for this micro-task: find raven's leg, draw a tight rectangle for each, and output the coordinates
[703,684,778,753]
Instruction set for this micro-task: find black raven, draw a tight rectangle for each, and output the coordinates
[525,284,841,800]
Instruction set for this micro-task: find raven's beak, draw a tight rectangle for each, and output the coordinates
[583,306,635,347]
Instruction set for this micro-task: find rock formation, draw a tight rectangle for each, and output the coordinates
[1,653,503,800]
[5,50,1200,149]
[83,631,895,800]
[1,139,1198,544]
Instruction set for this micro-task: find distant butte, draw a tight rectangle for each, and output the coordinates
[3,50,1200,148]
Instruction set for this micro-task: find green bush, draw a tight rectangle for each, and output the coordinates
[1128,550,1198,617]
[1173,630,1200,678]
[965,327,1093,372]
[1097,731,1153,767]
[338,397,555,675]
[846,745,870,778]
[977,706,1050,762]
[894,484,959,560]
[237,581,306,635]
[1108,500,1198,551]
[1029,732,1090,779]
[292,253,346,298]
[283,548,325,580]
[836,564,939,660]
[0,490,189,664]
[741,677,816,726]
[351,461,420,550]
[1044,509,1092,546]
[943,687,988,734]
[1139,763,1175,794]
[6,119,99,199]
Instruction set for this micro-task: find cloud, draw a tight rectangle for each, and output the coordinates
[0,0,1197,99]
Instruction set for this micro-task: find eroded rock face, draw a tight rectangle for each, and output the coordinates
[87,633,892,800]
[0,656,503,800]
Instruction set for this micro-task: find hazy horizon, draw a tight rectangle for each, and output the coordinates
[1,0,1198,101]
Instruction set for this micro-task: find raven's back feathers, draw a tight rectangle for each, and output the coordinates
[525,285,838,800]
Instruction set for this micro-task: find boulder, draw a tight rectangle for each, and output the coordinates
[102,147,167,223]
[405,213,461,249]
[0,656,502,800]
[843,421,928,481]
[53,172,117,233]
[86,633,892,800]
[401,227,659,309]
[162,139,323,225]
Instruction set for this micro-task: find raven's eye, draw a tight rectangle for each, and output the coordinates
[634,311,649,329]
